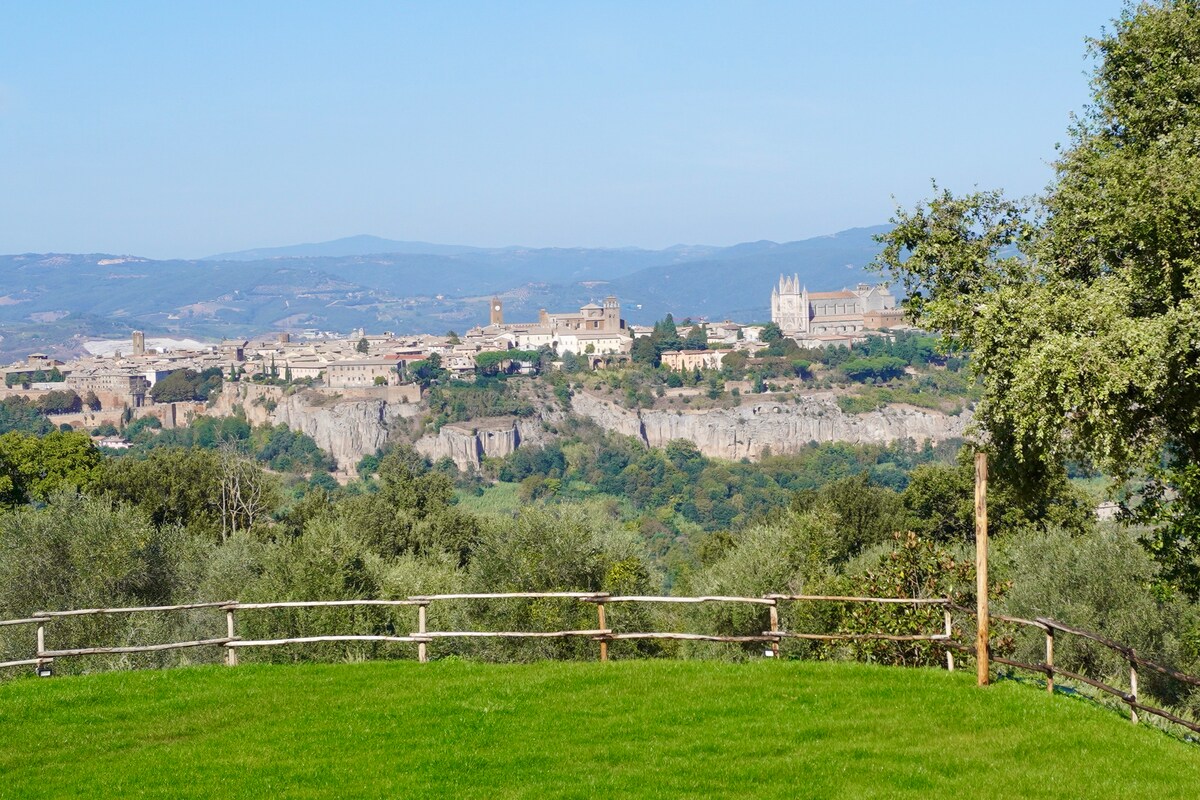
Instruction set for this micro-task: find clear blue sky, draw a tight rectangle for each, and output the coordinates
[1,1,1122,259]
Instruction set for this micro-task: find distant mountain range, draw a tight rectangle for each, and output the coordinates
[0,226,891,361]
[203,235,490,261]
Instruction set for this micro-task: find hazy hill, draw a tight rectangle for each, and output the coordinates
[203,235,488,260]
[0,226,890,360]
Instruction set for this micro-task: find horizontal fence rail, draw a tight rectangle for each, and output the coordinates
[946,604,1200,736]
[1,593,952,671]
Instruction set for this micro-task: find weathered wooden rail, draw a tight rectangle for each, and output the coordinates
[0,592,951,671]
[946,603,1200,735]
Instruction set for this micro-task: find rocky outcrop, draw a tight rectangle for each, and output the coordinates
[415,418,519,471]
[570,390,970,461]
[205,380,967,472]
[208,382,422,472]
[208,381,282,427]
[273,393,420,471]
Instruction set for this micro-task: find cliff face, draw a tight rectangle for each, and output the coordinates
[415,419,518,471]
[415,416,561,471]
[210,382,420,472]
[207,381,967,472]
[569,390,969,460]
[273,394,420,471]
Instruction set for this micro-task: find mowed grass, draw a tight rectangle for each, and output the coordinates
[1,660,1197,799]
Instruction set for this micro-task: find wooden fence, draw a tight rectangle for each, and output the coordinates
[0,593,951,670]
[5,592,1199,737]
[946,604,1200,736]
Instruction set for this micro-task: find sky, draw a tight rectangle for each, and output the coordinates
[1,1,1124,259]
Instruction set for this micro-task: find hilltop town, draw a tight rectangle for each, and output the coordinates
[0,278,961,476]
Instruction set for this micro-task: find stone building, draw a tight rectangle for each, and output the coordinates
[536,296,622,333]
[660,349,733,372]
[770,278,905,336]
[470,295,630,356]
[65,370,151,407]
[325,358,402,388]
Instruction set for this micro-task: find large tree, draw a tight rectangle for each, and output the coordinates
[0,430,103,507]
[875,1,1200,593]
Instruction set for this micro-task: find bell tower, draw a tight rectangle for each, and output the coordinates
[490,296,504,326]
[602,296,620,331]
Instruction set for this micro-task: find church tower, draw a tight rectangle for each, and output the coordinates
[602,295,621,331]
[490,296,504,326]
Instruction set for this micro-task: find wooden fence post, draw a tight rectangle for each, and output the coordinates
[418,603,428,664]
[596,603,608,662]
[36,621,45,666]
[1045,628,1055,694]
[944,608,954,671]
[1129,656,1139,725]
[769,601,780,658]
[975,451,990,687]
[225,608,238,667]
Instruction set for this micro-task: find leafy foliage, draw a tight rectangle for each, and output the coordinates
[840,356,907,383]
[0,430,103,506]
[873,1,1200,594]
[474,349,541,375]
[149,368,223,403]
[0,397,53,436]
[406,353,448,389]
[424,380,535,429]
[834,533,993,667]
[33,389,82,414]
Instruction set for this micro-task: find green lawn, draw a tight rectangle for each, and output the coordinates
[0,660,1196,798]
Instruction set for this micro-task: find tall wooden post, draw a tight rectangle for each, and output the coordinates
[944,608,954,672]
[975,451,989,687]
[1129,657,1139,725]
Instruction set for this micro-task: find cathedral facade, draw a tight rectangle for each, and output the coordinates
[770,276,903,336]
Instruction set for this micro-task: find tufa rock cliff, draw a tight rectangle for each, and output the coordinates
[207,381,967,472]
[415,415,562,471]
[211,381,421,472]
[568,390,969,461]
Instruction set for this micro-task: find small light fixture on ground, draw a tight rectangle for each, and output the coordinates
[35,664,52,678]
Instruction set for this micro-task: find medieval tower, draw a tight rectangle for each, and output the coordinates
[602,295,620,331]
[490,296,504,326]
